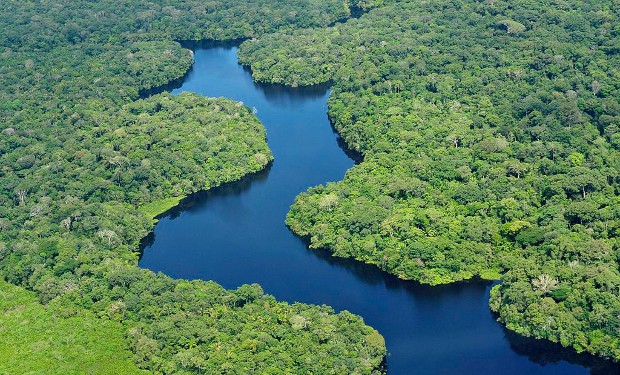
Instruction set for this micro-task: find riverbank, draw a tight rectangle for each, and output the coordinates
[139,43,620,374]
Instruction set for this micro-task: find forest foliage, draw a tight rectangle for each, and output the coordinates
[0,0,386,373]
[239,0,620,361]
[0,281,145,375]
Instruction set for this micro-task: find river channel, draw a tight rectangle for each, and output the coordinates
[139,42,619,374]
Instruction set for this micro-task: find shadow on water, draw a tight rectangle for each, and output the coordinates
[504,329,620,375]
[138,42,620,374]
[179,39,248,50]
[307,244,489,294]
[246,73,333,103]
[329,120,364,164]
[159,165,271,221]
[138,164,272,260]
[139,71,189,98]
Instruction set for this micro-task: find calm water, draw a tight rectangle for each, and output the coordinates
[139,43,620,374]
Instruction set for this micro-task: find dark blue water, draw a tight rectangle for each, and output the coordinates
[139,44,620,375]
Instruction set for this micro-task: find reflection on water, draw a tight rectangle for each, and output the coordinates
[505,330,620,375]
[139,43,620,375]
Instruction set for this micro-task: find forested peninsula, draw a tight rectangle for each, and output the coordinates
[0,1,386,374]
[239,0,620,362]
[4,0,620,372]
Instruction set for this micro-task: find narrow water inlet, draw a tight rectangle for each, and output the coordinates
[138,44,620,374]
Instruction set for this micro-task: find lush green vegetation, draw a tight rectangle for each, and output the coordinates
[0,281,145,375]
[0,0,386,373]
[239,0,620,361]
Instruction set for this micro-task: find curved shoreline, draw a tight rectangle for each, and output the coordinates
[139,43,620,374]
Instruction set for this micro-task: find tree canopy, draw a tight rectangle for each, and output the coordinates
[239,0,620,361]
[0,0,386,373]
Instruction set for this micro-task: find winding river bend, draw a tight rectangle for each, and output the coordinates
[139,42,620,374]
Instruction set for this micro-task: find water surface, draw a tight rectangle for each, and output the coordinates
[139,43,620,375]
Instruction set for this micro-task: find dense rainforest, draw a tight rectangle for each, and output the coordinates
[0,0,386,374]
[238,0,620,362]
[4,0,620,371]
[0,280,145,374]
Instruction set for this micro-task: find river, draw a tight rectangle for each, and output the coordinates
[139,42,620,374]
